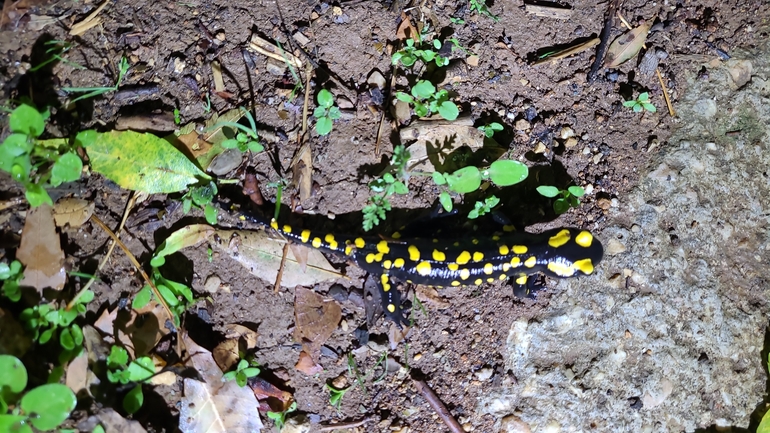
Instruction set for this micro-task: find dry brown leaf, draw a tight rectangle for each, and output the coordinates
[65,350,89,395]
[17,204,66,292]
[295,350,323,376]
[98,408,148,433]
[53,198,95,228]
[180,333,263,433]
[115,113,177,132]
[223,324,259,350]
[212,229,341,287]
[212,339,240,372]
[415,285,451,309]
[395,12,418,41]
[248,377,294,412]
[605,23,651,68]
[293,287,341,362]
[290,143,313,203]
[69,0,109,36]
[93,301,171,358]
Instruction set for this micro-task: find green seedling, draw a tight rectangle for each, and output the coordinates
[215,107,264,153]
[173,108,181,125]
[106,346,154,414]
[395,80,459,121]
[324,383,351,411]
[468,195,500,219]
[450,17,466,25]
[433,159,529,214]
[277,40,304,101]
[132,271,193,326]
[622,92,656,113]
[0,355,77,432]
[0,260,23,302]
[469,0,500,21]
[62,56,130,103]
[223,358,261,387]
[202,93,212,113]
[181,180,218,224]
[536,185,585,214]
[0,103,84,206]
[362,145,411,231]
[478,122,503,138]
[313,89,342,136]
[392,38,450,68]
[30,40,84,72]
[266,401,297,430]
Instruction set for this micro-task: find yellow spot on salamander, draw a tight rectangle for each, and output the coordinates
[391,231,401,239]
[548,229,571,248]
[383,260,392,269]
[575,231,594,248]
[374,252,384,262]
[574,258,595,274]
[499,273,507,280]
[516,275,527,285]
[547,261,575,277]
[499,245,510,255]
[416,261,432,276]
[312,237,322,248]
[456,251,471,265]
[387,304,396,313]
[473,252,484,262]
[377,240,390,254]
[459,269,470,280]
[487,277,495,283]
[451,281,461,287]
[394,258,405,268]
[270,219,278,230]
[365,253,375,263]
[325,234,338,250]
[474,278,483,285]
[483,263,495,275]
[503,263,511,272]
[448,263,459,271]
[381,274,389,285]
[432,249,446,261]
[345,245,353,255]
[301,230,311,243]
[408,245,421,261]
[503,225,516,232]
[283,225,292,233]
[513,245,528,254]
[433,239,439,243]
[511,257,521,267]
[524,256,537,268]
[354,237,366,248]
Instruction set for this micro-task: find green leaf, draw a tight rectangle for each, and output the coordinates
[123,385,143,414]
[411,80,435,100]
[432,172,446,185]
[127,357,155,382]
[567,186,585,197]
[444,166,481,193]
[439,191,453,212]
[317,89,335,108]
[0,355,28,405]
[204,204,218,224]
[316,117,333,136]
[638,92,649,101]
[633,104,642,113]
[312,106,326,119]
[413,102,429,118]
[39,328,54,344]
[553,198,570,214]
[133,285,153,309]
[0,134,33,169]
[642,102,657,113]
[85,130,209,194]
[328,106,341,120]
[622,100,637,107]
[25,183,53,207]
[221,138,239,149]
[108,346,129,368]
[77,290,95,304]
[0,415,30,433]
[395,92,413,103]
[157,284,179,307]
[93,424,106,433]
[536,185,560,198]
[759,410,770,433]
[60,328,76,350]
[74,130,98,148]
[21,383,76,430]
[438,101,459,121]
[392,181,408,195]
[50,152,83,187]
[486,160,528,186]
[10,104,45,137]
[243,367,261,377]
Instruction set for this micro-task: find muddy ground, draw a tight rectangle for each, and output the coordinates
[1,0,768,431]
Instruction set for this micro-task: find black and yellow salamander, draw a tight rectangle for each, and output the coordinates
[262,217,603,327]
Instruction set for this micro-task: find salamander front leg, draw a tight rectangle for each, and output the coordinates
[512,273,547,299]
[378,273,408,328]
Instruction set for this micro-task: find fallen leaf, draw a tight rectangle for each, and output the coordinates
[295,350,323,376]
[604,23,651,68]
[290,143,313,203]
[115,113,177,133]
[212,339,240,372]
[94,302,171,358]
[65,350,89,395]
[223,324,259,350]
[180,333,263,433]
[212,229,341,287]
[17,204,66,292]
[293,288,341,362]
[153,224,215,266]
[248,377,294,412]
[97,408,147,433]
[395,12,417,41]
[53,198,95,228]
[415,285,451,309]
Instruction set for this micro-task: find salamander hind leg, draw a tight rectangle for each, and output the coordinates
[512,273,547,299]
[378,273,408,328]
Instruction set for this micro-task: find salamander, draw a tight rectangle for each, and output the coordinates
[262,217,603,327]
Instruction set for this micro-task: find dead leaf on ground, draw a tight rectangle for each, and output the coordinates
[401,118,505,173]
[97,408,147,433]
[115,113,177,133]
[69,0,110,36]
[65,350,90,395]
[17,204,66,292]
[53,198,95,228]
[295,350,323,375]
[293,287,341,362]
[415,285,451,309]
[604,23,651,68]
[224,324,259,350]
[212,229,341,287]
[248,377,294,413]
[180,333,263,433]
[94,301,172,358]
[290,143,313,203]
[212,339,240,372]
[395,12,418,41]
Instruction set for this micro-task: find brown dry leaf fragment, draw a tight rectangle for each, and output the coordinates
[224,324,259,350]
[53,198,95,228]
[212,229,341,287]
[69,0,110,36]
[17,204,66,292]
[291,143,313,203]
[115,113,177,133]
[415,285,451,309]
[295,350,323,375]
[65,350,89,395]
[211,60,225,93]
[604,23,651,68]
[395,12,417,41]
[248,377,294,413]
[212,339,240,372]
[93,302,171,358]
[97,408,148,433]
[180,333,263,433]
[293,287,341,362]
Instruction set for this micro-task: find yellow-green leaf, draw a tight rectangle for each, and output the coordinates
[604,23,651,68]
[85,130,209,193]
[759,410,770,433]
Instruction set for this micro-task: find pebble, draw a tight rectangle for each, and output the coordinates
[564,137,578,148]
[596,197,611,210]
[606,239,627,255]
[560,126,575,139]
[534,142,547,153]
[203,274,221,293]
[475,367,494,381]
[207,148,243,175]
[500,415,532,433]
[692,99,717,118]
[515,119,531,131]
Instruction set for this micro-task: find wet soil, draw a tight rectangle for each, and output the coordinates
[1,0,768,431]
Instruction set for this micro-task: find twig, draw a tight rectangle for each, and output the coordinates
[588,0,621,82]
[318,417,372,431]
[412,378,464,433]
[533,38,600,65]
[656,68,676,116]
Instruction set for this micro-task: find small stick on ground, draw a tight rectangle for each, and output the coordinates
[588,0,621,82]
[412,377,464,433]
[318,417,372,431]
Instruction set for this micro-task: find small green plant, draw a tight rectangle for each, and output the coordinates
[450,17,466,25]
[181,180,218,224]
[173,108,181,125]
[469,0,500,21]
[0,104,84,206]
[392,38,450,68]
[202,93,212,113]
[622,91,656,113]
[313,89,342,136]
[324,383,351,411]
[0,355,77,432]
[30,40,83,72]
[536,185,585,214]
[478,122,503,138]
[223,358,261,387]
[106,346,154,414]
[468,195,500,219]
[362,145,411,231]
[432,159,529,214]
[395,80,459,121]
[0,260,23,302]
[132,270,194,325]
[215,108,264,154]
[62,56,130,103]
[266,401,297,430]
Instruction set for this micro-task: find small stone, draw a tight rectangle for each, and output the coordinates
[367,70,386,90]
[596,197,611,210]
[266,59,287,76]
[584,184,594,195]
[564,137,578,148]
[515,119,531,131]
[331,374,348,389]
[475,367,494,381]
[500,415,532,433]
[725,59,752,89]
[692,99,717,118]
[466,55,479,67]
[606,239,627,255]
[215,30,226,42]
[203,275,221,293]
[413,352,422,361]
[534,142,547,153]
[520,79,529,86]
[293,31,311,46]
[560,126,575,139]
[208,148,243,175]
[593,153,603,164]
